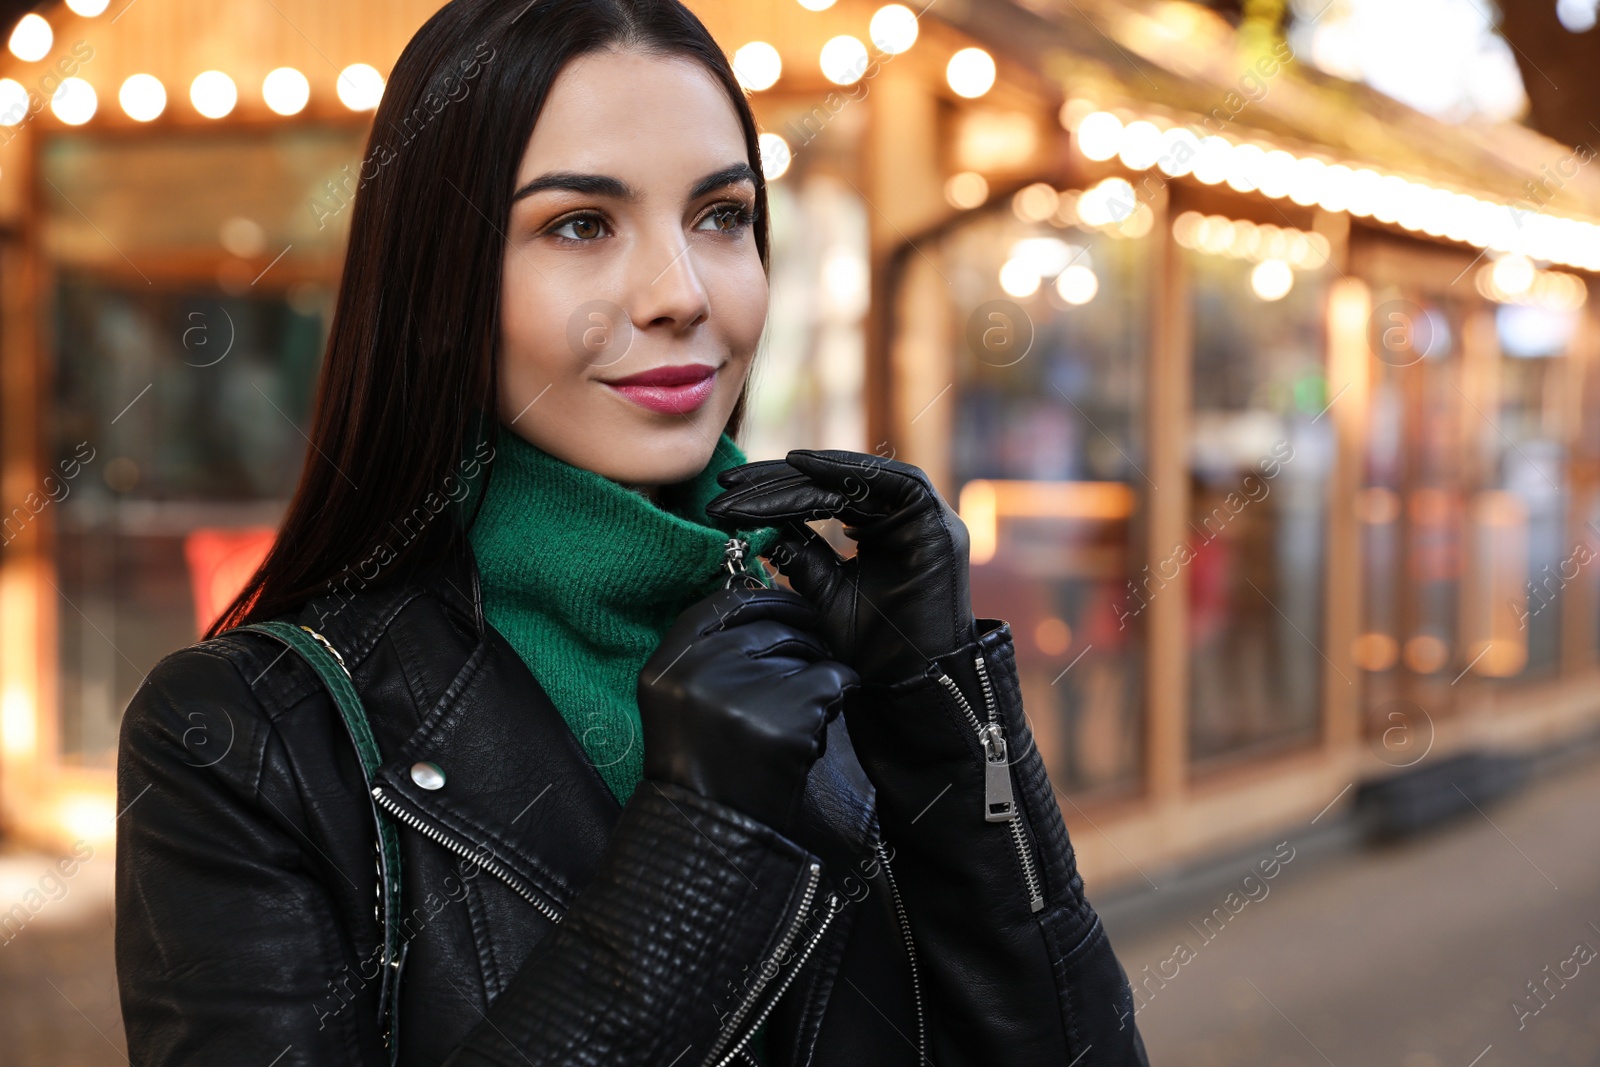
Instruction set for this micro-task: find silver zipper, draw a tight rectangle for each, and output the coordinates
[701,860,824,1067]
[710,885,844,1067]
[370,785,564,925]
[875,838,926,1063]
[934,654,1046,913]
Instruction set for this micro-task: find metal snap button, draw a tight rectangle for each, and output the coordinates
[409,761,446,790]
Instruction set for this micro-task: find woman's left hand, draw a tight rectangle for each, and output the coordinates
[705,448,977,687]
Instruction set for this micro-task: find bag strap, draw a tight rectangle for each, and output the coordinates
[231,620,409,1062]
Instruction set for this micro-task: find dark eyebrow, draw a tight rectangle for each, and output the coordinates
[510,162,757,204]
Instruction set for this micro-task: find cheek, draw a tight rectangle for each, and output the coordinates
[712,253,770,361]
[497,260,577,398]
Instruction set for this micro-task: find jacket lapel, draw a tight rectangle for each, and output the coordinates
[302,541,623,917]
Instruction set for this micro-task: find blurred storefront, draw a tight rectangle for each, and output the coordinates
[0,0,1597,893]
[879,0,1600,887]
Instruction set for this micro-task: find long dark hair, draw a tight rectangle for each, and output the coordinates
[207,0,772,638]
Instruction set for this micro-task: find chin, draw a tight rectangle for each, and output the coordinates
[604,418,726,485]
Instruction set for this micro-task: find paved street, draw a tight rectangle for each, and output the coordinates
[1099,747,1600,1066]
[0,839,122,1065]
[3,750,1600,1064]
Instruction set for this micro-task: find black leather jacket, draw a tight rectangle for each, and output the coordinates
[114,539,1149,1066]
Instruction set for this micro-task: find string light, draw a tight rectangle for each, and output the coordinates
[732,42,781,92]
[1012,182,1060,223]
[819,35,868,86]
[1251,258,1294,301]
[1172,210,1332,270]
[119,73,166,122]
[50,77,95,124]
[1077,177,1135,228]
[999,256,1042,297]
[1056,264,1099,304]
[945,171,989,209]
[1076,111,1122,162]
[869,5,919,54]
[1476,255,1587,309]
[1067,109,1600,272]
[190,70,236,119]
[8,14,51,63]
[262,67,310,115]
[758,131,792,180]
[0,78,25,125]
[336,64,384,111]
[946,47,995,99]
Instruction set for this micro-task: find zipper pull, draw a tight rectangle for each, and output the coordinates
[981,723,1016,822]
[722,536,764,589]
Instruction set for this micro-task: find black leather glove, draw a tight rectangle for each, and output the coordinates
[638,582,858,838]
[705,449,978,687]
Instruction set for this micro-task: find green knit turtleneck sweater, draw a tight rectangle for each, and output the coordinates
[465,426,781,807]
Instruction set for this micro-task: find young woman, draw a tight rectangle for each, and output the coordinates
[113,1,1148,1064]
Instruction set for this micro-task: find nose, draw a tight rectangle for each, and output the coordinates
[626,222,711,333]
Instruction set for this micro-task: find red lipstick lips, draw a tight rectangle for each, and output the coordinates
[602,363,717,415]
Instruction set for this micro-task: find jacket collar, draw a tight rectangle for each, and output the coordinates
[300,530,486,670]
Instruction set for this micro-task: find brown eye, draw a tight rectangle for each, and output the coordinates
[550,213,608,242]
[698,202,755,235]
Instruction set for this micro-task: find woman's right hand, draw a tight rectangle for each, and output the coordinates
[638,583,858,838]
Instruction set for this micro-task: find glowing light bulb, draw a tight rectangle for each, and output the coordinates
[870,5,919,54]
[52,77,96,124]
[190,70,237,118]
[1193,136,1231,185]
[0,78,26,125]
[1118,120,1162,170]
[945,171,988,209]
[999,257,1041,297]
[1157,127,1200,176]
[119,74,166,121]
[946,47,995,98]
[759,132,792,180]
[9,14,51,63]
[1251,258,1293,301]
[336,64,384,111]
[1075,111,1122,162]
[820,36,869,85]
[1492,254,1535,296]
[733,42,782,91]
[1012,182,1059,223]
[1056,264,1099,304]
[263,67,310,115]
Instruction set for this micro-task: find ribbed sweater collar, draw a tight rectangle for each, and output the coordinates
[464,426,780,804]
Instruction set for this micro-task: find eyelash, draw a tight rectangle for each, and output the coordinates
[543,200,756,245]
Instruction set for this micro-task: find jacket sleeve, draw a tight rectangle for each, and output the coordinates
[839,618,1149,1067]
[115,645,392,1065]
[116,643,825,1067]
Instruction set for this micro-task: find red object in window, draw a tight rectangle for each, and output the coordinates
[184,527,277,638]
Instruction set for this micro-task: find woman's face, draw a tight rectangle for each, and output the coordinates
[498,47,769,494]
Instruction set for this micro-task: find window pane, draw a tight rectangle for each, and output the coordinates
[1185,249,1332,761]
[939,208,1150,794]
[1492,304,1573,680]
[44,127,358,763]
